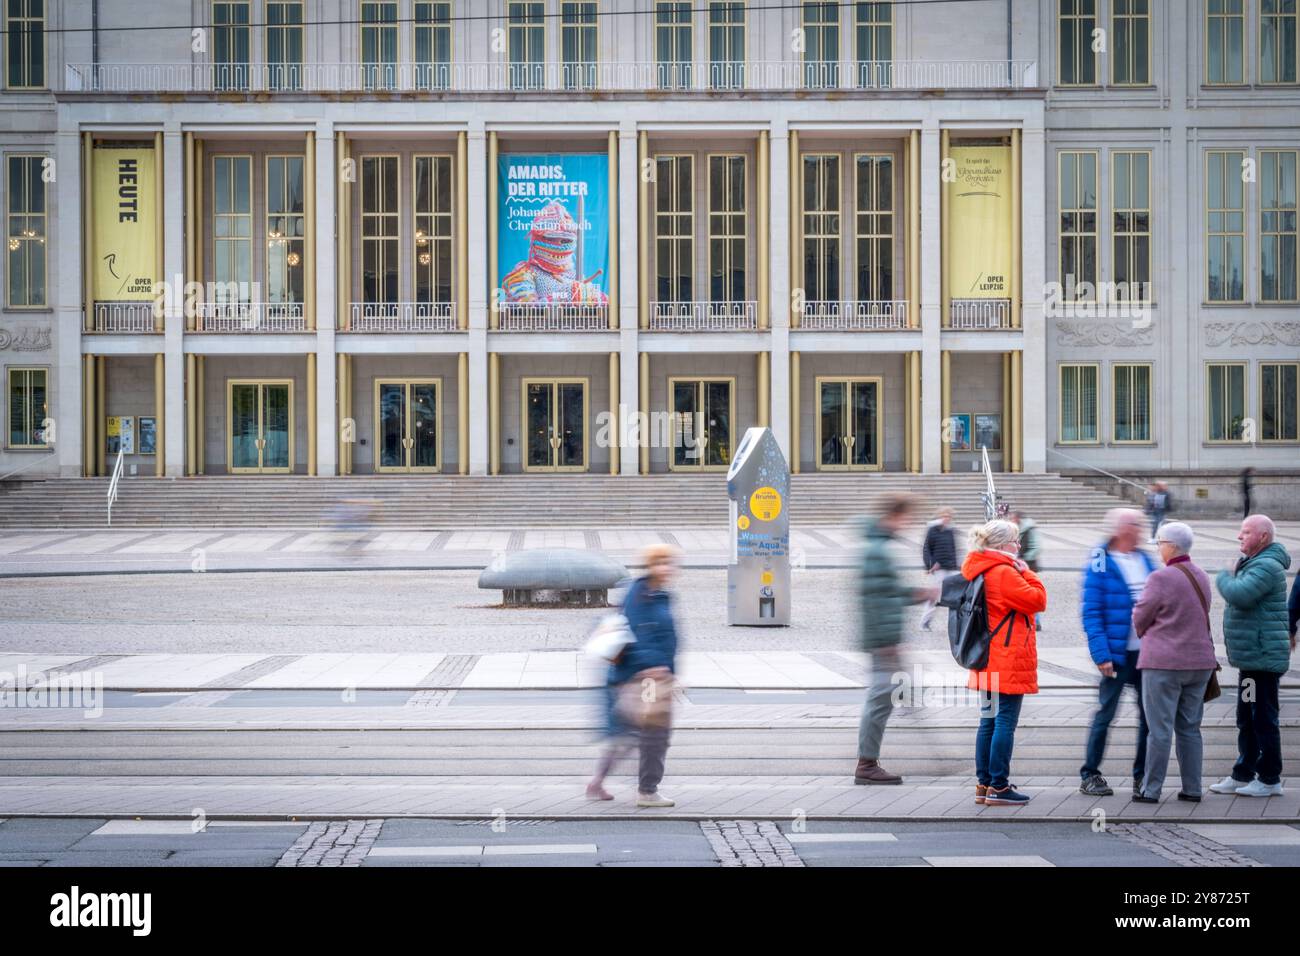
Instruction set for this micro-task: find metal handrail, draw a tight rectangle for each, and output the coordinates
[0,450,56,485]
[1047,446,1149,493]
[980,446,1000,521]
[106,447,125,527]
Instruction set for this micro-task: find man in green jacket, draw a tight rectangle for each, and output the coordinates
[1210,514,1294,798]
[855,493,939,785]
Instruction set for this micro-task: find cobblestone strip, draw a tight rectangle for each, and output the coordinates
[1108,823,1265,867]
[428,531,454,551]
[658,531,680,547]
[700,820,805,868]
[275,819,383,867]
[404,654,477,708]
[584,531,601,550]
[507,531,527,551]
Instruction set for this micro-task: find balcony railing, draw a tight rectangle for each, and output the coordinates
[800,300,910,331]
[947,299,1011,330]
[196,302,307,333]
[649,301,757,331]
[92,302,158,333]
[347,301,459,332]
[496,304,609,332]
[64,58,1038,93]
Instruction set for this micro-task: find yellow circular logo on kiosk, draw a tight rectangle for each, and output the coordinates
[750,487,783,522]
[760,570,774,585]
[737,515,750,530]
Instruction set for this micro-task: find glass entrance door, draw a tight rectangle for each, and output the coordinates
[670,377,735,470]
[375,379,440,473]
[227,380,294,474]
[816,376,881,470]
[522,378,588,472]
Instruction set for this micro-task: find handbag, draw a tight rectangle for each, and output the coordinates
[1173,562,1222,702]
[583,613,635,663]
[616,666,676,729]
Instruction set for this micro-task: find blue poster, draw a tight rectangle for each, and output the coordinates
[497,153,610,305]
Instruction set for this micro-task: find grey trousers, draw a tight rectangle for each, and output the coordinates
[857,650,899,760]
[1140,668,1213,799]
[637,725,671,793]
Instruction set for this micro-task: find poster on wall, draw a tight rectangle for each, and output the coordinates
[497,153,610,305]
[947,413,972,451]
[106,416,136,456]
[974,413,1002,451]
[92,145,158,301]
[138,416,157,456]
[946,145,1012,300]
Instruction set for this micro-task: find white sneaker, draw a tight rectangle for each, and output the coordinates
[1234,779,1284,797]
[1209,775,1249,794]
[636,792,675,808]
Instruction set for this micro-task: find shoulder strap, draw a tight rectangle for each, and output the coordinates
[1173,563,1210,629]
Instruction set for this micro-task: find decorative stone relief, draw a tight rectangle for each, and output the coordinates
[1204,321,1300,348]
[0,326,52,352]
[1054,320,1154,347]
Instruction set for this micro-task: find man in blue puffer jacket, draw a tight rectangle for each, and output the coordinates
[1079,508,1156,797]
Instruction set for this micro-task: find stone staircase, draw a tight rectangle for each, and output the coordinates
[0,473,1129,530]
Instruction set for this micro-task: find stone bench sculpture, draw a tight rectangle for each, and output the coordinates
[478,548,628,606]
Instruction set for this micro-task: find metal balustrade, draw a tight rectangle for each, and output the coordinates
[347,302,459,332]
[496,304,609,332]
[195,302,307,333]
[947,299,1012,329]
[92,303,158,333]
[65,58,1038,93]
[799,300,910,331]
[649,301,757,331]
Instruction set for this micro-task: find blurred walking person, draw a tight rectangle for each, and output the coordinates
[1013,510,1044,630]
[1079,508,1155,797]
[854,493,937,785]
[1240,468,1255,519]
[586,544,682,808]
[963,520,1047,806]
[1210,515,1293,797]
[920,507,959,631]
[1131,523,1218,804]
[1144,482,1172,543]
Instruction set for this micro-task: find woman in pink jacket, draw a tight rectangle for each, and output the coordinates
[1131,522,1219,803]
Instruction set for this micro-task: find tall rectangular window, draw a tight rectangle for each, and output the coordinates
[855,1,893,88]
[5,0,44,88]
[1207,151,1246,302]
[6,367,47,448]
[1113,363,1152,442]
[1260,149,1298,302]
[361,0,399,90]
[362,156,400,304]
[6,154,46,308]
[415,1,452,91]
[414,155,454,304]
[1059,0,1097,85]
[213,0,251,90]
[1112,151,1151,301]
[1207,0,1245,84]
[267,1,304,91]
[508,1,546,91]
[1261,0,1298,84]
[562,1,598,90]
[212,155,252,305]
[854,154,894,302]
[655,1,692,90]
[1112,0,1150,85]
[803,154,841,304]
[1207,363,1246,441]
[708,155,747,302]
[655,155,694,303]
[1059,151,1098,299]
[1261,363,1299,441]
[1059,364,1099,443]
[803,1,839,89]
[709,1,746,90]
[266,156,305,306]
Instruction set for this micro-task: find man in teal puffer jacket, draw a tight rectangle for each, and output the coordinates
[1210,515,1295,798]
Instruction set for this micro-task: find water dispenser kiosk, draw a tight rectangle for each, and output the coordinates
[726,426,791,626]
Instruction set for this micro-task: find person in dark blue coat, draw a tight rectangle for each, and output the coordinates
[587,544,681,808]
[1079,508,1156,797]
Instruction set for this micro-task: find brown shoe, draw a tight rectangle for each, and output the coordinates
[854,758,903,785]
[975,784,988,804]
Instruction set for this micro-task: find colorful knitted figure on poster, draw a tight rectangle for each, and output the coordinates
[501,200,608,304]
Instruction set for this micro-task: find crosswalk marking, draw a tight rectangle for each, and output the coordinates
[368,844,598,858]
[785,833,898,843]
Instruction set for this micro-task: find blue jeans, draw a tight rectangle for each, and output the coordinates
[975,691,1025,789]
[1081,649,1148,781]
[1233,670,1282,786]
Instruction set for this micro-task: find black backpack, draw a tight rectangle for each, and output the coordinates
[937,572,1018,670]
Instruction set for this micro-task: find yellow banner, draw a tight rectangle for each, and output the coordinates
[93,146,157,301]
[947,145,1012,299]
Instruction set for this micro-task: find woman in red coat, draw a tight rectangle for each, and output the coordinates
[963,519,1048,806]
